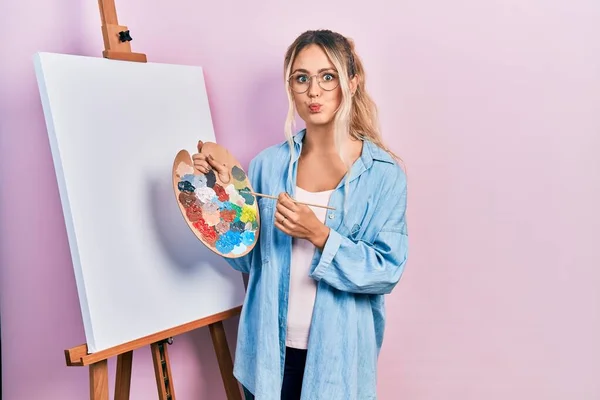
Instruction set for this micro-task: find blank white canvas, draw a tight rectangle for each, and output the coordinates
[33,52,246,353]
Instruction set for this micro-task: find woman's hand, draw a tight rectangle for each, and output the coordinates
[274,192,330,250]
[191,140,230,183]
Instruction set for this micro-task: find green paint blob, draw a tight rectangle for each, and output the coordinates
[239,187,255,205]
[230,203,242,217]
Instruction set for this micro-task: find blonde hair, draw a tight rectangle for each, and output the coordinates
[282,30,400,175]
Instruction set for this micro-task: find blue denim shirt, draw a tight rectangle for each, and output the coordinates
[225,129,409,400]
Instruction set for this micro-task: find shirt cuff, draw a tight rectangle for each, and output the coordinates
[310,228,343,281]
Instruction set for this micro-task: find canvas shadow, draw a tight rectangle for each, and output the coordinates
[146,175,232,279]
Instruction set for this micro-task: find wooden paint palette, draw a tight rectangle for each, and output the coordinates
[172,142,260,258]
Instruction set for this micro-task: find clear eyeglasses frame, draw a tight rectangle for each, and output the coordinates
[287,71,340,94]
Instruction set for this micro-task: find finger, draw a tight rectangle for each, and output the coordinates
[278,193,299,212]
[274,210,295,228]
[192,153,208,162]
[206,154,228,173]
[193,160,211,173]
[274,218,293,236]
[192,155,208,164]
[197,140,204,153]
[276,203,296,223]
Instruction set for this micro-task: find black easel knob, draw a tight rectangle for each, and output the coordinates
[118,30,133,42]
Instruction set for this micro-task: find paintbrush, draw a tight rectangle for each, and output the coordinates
[240,189,336,210]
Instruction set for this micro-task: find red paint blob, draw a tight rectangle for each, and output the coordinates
[220,209,236,222]
[193,218,217,245]
[213,183,229,202]
[186,203,203,222]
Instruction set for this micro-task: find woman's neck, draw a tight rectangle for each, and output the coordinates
[303,125,337,155]
[303,125,363,162]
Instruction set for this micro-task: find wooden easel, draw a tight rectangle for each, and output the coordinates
[64,2,244,399]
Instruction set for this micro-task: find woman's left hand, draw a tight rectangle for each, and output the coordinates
[274,192,330,250]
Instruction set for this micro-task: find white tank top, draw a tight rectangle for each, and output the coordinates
[285,186,334,349]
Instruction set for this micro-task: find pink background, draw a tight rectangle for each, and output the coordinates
[1,0,599,399]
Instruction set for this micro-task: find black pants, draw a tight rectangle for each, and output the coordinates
[243,347,308,400]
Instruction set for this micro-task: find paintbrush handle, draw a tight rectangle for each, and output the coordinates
[246,191,336,211]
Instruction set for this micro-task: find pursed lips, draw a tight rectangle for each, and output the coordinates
[308,103,322,112]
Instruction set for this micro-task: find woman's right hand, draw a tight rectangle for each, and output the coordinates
[192,140,231,183]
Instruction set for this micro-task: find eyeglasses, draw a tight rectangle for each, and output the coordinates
[287,71,340,93]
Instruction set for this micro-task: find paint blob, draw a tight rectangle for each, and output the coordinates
[176,162,194,177]
[231,165,246,181]
[175,161,259,257]
[191,174,207,189]
[230,220,246,233]
[201,201,219,214]
[213,183,229,202]
[205,170,216,188]
[178,180,195,193]
[195,186,216,203]
[178,191,196,207]
[215,230,243,254]
[203,209,221,226]
[215,220,230,234]
[241,231,255,246]
[233,179,247,190]
[239,187,255,205]
[186,203,203,222]
[231,244,247,255]
[225,184,246,207]
[240,205,257,224]
[220,209,237,222]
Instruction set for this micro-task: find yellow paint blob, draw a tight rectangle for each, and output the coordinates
[239,205,257,223]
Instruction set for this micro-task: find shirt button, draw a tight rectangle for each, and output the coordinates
[328,213,334,219]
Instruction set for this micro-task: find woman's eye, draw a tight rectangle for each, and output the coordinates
[323,73,335,81]
[296,75,308,83]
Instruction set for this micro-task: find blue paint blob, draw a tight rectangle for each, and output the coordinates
[230,220,245,233]
[214,198,226,209]
[241,231,255,246]
[231,244,247,255]
[220,202,234,211]
[215,230,243,254]
[181,174,195,183]
[178,180,195,192]
[215,239,234,254]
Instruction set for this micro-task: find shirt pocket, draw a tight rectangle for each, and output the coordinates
[341,194,377,243]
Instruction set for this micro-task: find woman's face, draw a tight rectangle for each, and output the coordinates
[289,44,343,129]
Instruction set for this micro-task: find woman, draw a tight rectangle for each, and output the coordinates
[193,29,408,400]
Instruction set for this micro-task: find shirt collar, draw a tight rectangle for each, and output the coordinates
[291,128,395,167]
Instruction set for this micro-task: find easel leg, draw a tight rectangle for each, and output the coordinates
[114,350,133,400]
[89,360,109,400]
[152,340,175,400]
[209,322,242,400]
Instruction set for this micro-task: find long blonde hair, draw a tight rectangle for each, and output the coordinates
[282,30,400,173]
